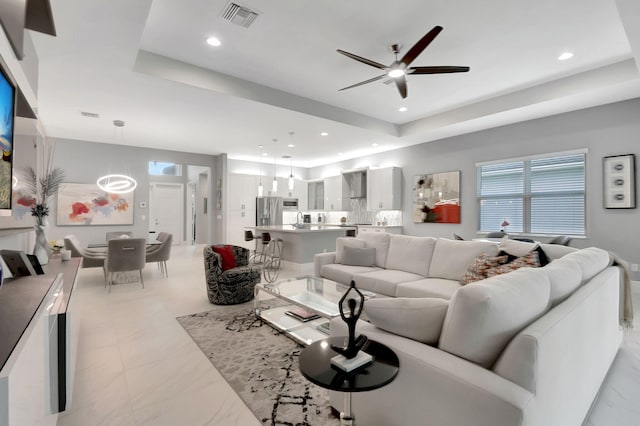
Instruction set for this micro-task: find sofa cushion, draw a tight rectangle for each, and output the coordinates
[439,267,551,368]
[395,278,462,300]
[364,297,450,345]
[460,253,509,285]
[543,256,583,307]
[485,251,540,278]
[341,246,375,267]
[321,264,381,285]
[385,235,437,277]
[357,232,390,267]
[538,243,576,261]
[429,239,500,281]
[335,237,366,264]
[353,269,425,297]
[560,247,611,282]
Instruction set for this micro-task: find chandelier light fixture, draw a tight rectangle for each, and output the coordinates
[272,138,278,193]
[97,120,137,194]
[288,131,295,191]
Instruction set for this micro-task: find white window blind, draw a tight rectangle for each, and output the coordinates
[477,153,585,235]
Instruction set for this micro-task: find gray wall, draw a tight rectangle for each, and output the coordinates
[310,98,640,265]
[49,138,219,246]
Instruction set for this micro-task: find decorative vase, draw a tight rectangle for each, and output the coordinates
[34,217,51,265]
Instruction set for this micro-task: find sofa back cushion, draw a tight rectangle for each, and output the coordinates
[335,237,366,264]
[385,234,437,277]
[538,243,576,261]
[356,232,390,267]
[560,247,611,282]
[429,239,500,281]
[439,267,551,368]
[543,256,583,307]
[364,297,449,345]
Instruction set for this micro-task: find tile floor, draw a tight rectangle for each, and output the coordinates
[57,244,640,426]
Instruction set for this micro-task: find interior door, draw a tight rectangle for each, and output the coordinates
[149,183,184,244]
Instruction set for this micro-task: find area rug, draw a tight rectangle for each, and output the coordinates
[177,303,340,426]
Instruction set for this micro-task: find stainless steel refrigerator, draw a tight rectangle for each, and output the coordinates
[256,197,283,226]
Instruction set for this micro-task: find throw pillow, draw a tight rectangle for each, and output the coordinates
[364,297,450,345]
[335,237,366,264]
[341,246,376,267]
[460,253,509,285]
[485,251,540,278]
[212,245,236,271]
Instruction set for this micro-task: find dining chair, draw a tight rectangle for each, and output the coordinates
[549,235,572,246]
[64,234,107,268]
[104,238,146,292]
[486,231,506,238]
[106,231,133,241]
[145,232,173,277]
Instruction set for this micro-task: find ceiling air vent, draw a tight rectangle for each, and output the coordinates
[80,111,99,118]
[220,2,260,28]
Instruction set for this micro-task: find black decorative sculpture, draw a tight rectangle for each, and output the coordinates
[330,280,368,359]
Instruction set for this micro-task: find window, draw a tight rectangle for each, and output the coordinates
[477,151,585,236]
[149,161,182,176]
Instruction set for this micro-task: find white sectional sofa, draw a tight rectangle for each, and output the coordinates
[313,233,625,426]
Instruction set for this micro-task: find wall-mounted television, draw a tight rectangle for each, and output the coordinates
[0,60,16,213]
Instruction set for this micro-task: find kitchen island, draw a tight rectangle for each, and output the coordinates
[249,224,356,264]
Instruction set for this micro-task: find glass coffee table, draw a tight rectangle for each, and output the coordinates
[254,275,376,346]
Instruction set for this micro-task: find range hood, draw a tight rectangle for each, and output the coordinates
[346,171,367,199]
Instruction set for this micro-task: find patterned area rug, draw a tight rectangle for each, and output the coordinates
[177,303,340,426]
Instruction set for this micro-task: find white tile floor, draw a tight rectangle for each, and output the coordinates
[57,244,640,426]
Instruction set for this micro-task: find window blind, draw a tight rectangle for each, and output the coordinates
[477,153,585,235]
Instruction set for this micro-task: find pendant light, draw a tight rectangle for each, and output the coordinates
[288,132,295,191]
[257,145,264,197]
[97,120,137,194]
[272,138,278,193]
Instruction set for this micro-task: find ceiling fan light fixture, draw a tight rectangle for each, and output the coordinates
[398,106,408,112]
[388,68,405,78]
[206,36,221,47]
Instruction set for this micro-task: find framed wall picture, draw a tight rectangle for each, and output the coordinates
[413,170,461,223]
[57,183,134,225]
[603,154,636,209]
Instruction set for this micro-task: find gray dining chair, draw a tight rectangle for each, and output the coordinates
[64,234,107,268]
[486,231,506,238]
[106,231,133,241]
[104,238,146,292]
[549,235,572,246]
[145,232,173,277]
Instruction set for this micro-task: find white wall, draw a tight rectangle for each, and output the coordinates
[310,98,640,266]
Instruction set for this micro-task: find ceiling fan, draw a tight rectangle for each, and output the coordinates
[337,26,470,99]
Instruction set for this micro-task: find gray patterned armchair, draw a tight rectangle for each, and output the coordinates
[203,245,261,305]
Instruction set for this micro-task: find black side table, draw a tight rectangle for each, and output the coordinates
[299,337,399,425]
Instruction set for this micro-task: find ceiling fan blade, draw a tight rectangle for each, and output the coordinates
[337,49,387,70]
[409,66,470,74]
[400,26,443,66]
[394,76,408,98]
[339,74,387,91]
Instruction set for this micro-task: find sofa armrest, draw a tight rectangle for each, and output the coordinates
[314,251,336,277]
[329,318,534,426]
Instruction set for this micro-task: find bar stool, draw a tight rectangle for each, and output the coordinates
[261,233,284,283]
[244,230,263,263]
[345,229,356,237]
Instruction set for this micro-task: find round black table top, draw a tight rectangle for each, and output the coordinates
[299,337,399,392]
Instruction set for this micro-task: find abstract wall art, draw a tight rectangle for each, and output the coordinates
[413,170,461,223]
[57,183,134,225]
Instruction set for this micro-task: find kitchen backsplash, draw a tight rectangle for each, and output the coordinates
[282,198,402,226]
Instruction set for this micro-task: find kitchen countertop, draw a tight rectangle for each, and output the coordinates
[250,224,356,233]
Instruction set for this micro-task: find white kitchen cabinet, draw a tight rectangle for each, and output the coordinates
[287,179,308,210]
[307,180,324,210]
[323,175,347,211]
[227,174,258,248]
[367,167,402,211]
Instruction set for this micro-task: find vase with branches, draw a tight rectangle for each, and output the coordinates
[25,166,65,264]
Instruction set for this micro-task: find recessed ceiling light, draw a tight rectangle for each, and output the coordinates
[262,152,269,156]
[258,144,264,148]
[338,152,343,156]
[320,132,328,136]
[398,107,408,112]
[372,143,379,147]
[206,36,221,47]
[287,144,294,148]
[558,52,573,61]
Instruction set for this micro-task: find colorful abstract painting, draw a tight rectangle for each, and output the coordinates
[57,183,134,225]
[0,68,15,210]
